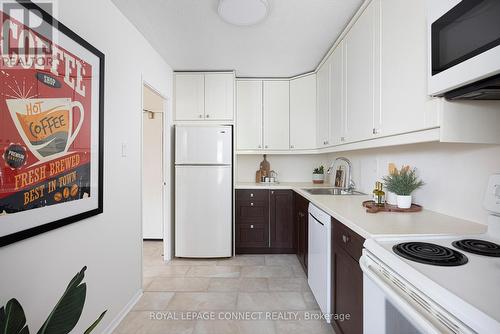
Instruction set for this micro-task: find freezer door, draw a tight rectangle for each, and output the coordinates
[175,126,232,165]
[175,165,232,258]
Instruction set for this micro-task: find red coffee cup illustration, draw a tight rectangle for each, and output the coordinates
[7,98,84,162]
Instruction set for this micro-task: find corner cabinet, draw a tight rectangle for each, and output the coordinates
[235,189,295,254]
[174,72,234,122]
[290,74,317,150]
[294,192,309,274]
[331,218,365,334]
[316,58,331,148]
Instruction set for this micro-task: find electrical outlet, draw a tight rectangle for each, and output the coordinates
[484,174,500,212]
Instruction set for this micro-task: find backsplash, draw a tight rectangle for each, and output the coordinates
[236,154,330,183]
[236,143,500,224]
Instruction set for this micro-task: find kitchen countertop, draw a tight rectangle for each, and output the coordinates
[235,182,488,239]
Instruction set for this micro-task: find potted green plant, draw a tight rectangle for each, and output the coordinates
[312,165,325,184]
[0,266,106,334]
[383,166,425,209]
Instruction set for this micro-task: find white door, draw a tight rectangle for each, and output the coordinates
[143,112,164,239]
[175,74,205,121]
[345,0,380,142]
[236,80,263,150]
[263,80,290,150]
[175,165,232,258]
[316,57,331,147]
[205,73,234,121]
[330,41,346,145]
[142,84,165,240]
[175,126,232,165]
[290,74,317,150]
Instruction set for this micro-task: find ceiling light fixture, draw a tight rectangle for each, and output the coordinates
[218,0,269,26]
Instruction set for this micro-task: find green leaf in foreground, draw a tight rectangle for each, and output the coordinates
[37,267,88,334]
[83,310,107,334]
[0,299,29,334]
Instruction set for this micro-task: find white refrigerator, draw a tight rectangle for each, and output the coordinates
[175,125,232,258]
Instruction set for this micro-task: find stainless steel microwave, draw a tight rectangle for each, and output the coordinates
[428,0,500,100]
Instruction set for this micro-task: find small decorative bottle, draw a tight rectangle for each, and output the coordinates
[372,182,379,202]
[373,182,386,207]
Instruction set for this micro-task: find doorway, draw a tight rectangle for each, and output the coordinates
[141,83,167,262]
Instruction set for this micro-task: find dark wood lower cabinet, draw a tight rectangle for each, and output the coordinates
[294,192,309,274]
[235,189,295,254]
[331,218,365,334]
[270,190,294,251]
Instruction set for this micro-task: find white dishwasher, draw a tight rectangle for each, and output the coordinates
[308,203,332,322]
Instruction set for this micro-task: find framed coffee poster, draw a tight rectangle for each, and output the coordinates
[0,1,104,247]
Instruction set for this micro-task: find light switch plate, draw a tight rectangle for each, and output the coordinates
[484,174,500,213]
[121,142,127,157]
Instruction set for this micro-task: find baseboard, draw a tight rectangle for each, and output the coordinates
[235,247,297,254]
[101,289,143,334]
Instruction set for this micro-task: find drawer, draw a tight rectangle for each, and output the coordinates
[332,218,365,262]
[236,200,268,221]
[236,223,269,248]
[236,189,269,201]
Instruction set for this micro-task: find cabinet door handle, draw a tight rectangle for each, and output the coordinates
[199,114,203,118]
[250,225,254,229]
[271,191,274,195]
[265,145,268,149]
[258,145,262,149]
[250,193,254,198]
[373,128,379,135]
[342,234,350,243]
[206,114,210,118]
[290,145,294,149]
[250,202,254,206]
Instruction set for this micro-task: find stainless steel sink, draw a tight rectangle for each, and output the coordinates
[303,188,366,196]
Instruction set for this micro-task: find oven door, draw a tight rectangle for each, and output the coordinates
[360,251,475,334]
[429,0,500,96]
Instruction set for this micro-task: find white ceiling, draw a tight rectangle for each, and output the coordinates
[112,0,363,77]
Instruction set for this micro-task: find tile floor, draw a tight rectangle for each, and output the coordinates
[113,241,335,334]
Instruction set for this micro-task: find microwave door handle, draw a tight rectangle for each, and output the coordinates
[360,257,470,334]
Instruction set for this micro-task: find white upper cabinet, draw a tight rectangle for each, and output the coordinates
[263,80,290,150]
[205,73,234,121]
[174,72,234,121]
[236,80,263,150]
[345,0,381,143]
[317,57,331,147]
[174,74,205,120]
[290,74,317,150]
[330,41,346,146]
[379,0,438,135]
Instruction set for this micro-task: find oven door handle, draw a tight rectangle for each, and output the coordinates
[360,255,469,334]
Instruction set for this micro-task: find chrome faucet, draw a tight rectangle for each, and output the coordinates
[327,157,356,191]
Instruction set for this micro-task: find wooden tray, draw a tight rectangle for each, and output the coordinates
[362,200,422,213]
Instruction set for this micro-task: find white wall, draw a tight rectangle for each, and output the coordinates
[0,0,173,332]
[236,144,500,224]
